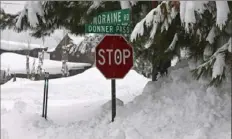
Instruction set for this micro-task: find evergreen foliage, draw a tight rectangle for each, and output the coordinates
[1,1,231,86]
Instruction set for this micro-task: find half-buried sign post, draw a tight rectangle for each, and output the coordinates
[42,72,49,120]
[95,35,133,122]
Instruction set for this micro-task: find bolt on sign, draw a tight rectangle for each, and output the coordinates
[91,9,130,25]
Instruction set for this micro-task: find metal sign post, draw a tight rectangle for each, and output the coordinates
[95,35,133,122]
[42,72,49,119]
[86,8,132,123]
[111,79,116,122]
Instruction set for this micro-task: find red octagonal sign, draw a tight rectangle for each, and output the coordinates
[95,35,133,79]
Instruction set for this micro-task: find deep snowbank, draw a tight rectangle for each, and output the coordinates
[88,61,231,139]
[1,61,230,139]
[1,66,149,139]
[0,53,91,74]
[77,61,231,139]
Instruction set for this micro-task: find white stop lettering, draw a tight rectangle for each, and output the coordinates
[114,49,122,65]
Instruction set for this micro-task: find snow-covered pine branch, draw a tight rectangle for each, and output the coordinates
[203,45,214,61]
[180,1,230,33]
[16,1,45,29]
[130,1,178,48]
[228,37,232,53]
[206,25,217,44]
[180,1,209,33]
[87,1,102,14]
[193,38,231,83]
[215,1,230,30]
[165,33,178,52]
[120,1,133,9]
[212,52,225,79]
[87,1,136,15]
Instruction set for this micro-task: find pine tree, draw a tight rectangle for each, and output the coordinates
[131,1,232,86]
[131,1,180,80]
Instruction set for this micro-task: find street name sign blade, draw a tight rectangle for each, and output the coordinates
[92,9,130,25]
[95,35,133,79]
[85,24,130,34]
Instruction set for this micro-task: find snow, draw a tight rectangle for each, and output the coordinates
[179,1,187,23]
[228,38,232,52]
[120,1,131,9]
[212,52,225,79]
[1,29,66,50]
[180,47,190,58]
[102,98,124,110]
[183,1,196,32]
[171,56,179,67]
[216,1,230,30]
[68,34,85,46]
[179,1,211,32]
[87,1,102,14]
[1,40,47,51]
[16,1,45,28]
[203,45,213,60]
[69,34,103,55]
[206,26,217,44]
[165,33,178,52]
[0,1,26,14]
[130,18,145,42]
[2,61,230,139]
[0,53,91,74]
[46,47,56,53]
[130,1,177,44]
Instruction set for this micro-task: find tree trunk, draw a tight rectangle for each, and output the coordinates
[152,63,158,81]
[26,54,30,79]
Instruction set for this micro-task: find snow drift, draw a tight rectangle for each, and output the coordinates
[1,60,230,139]
[1,67,149,103]
[1,66,149,139]
[81,61,231,139]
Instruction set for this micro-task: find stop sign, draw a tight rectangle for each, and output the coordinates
[95,35,133,79]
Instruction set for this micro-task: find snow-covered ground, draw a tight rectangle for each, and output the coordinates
[1,60,230,139]
[0,53,91,74]
[1,67,149,139]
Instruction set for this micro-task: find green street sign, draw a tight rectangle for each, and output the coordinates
[85,24,130,34]
[91,9,130,25]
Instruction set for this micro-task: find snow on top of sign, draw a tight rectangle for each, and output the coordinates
[0,40,47,51]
